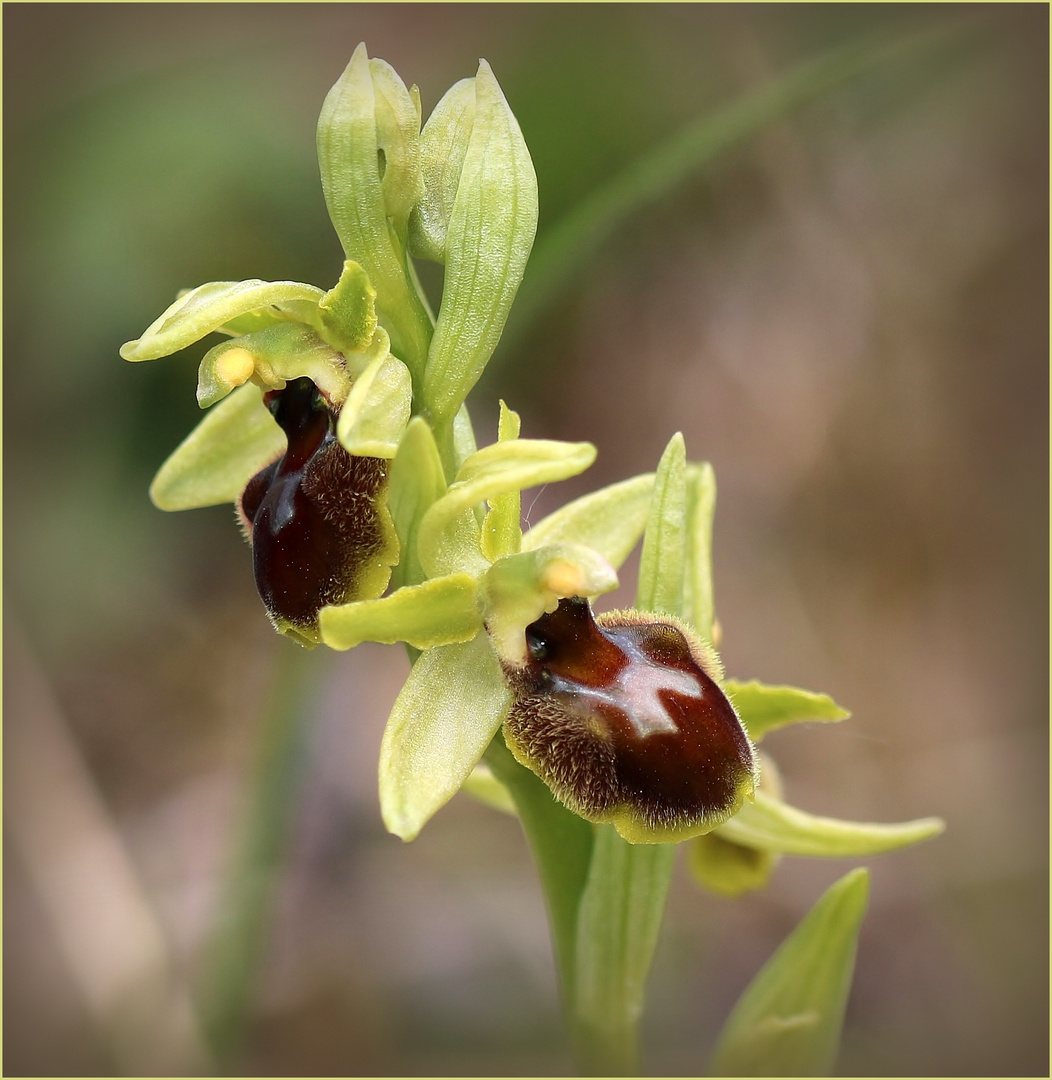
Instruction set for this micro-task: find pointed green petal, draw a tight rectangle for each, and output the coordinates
[149,383,283,511]
[421,60,539,424]
[462,761,518,817]
[379,632,511,840]
[683,461,717,641]
[709,868,869,1077]
[387,418,449,589]
[688,833,779,898]
[335,347,412,459]
[317,260,378,356]
[481,401,523,562]
[483,543,618,663]
[717,791,945,857]
[636,432,687,615]
[725,681,851,743]
[522,473,655,571]
[418,438,596,578]
[120,279,324,361]
[319,573,481,650]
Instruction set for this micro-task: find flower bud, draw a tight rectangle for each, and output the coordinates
[238,376,398,644]
[501,597,757,843]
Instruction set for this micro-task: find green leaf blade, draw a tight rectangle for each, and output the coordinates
[709,868,870,1077]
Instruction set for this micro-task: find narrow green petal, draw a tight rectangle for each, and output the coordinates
[120,279,324,361]
[421,60,539,424]
[379,632,511,841]
[461,761,518,817]
[717,791,945,857]
[481,400,523,562]
[335,349,412,459]
[149,383,283,511]
[319,573,481,651]
[418,438,596,578]
[636,432,687,615]
[709,868,870,1077]
[522,473,655,571]
[688,833,779,898]
[683,461,717,641]
[317,260,378,356]
[725,680,851,743]
[483,543,618,663]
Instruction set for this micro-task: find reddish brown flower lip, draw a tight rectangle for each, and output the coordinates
[501,597,757,842]
[239,376,392,638]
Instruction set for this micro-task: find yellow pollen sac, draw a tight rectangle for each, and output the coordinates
[215,347,257,389]
[542,559,584,599]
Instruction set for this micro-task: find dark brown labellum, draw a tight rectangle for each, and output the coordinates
[501,597,757,842]
[239,377,395,642]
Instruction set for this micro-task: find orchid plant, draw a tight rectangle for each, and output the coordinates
[123,44,944,1077]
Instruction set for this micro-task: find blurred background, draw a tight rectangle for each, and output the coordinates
[4,3,1047,1076]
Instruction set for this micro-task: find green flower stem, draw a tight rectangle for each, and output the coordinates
[572,829,676,1076]
[199,641,322,1065]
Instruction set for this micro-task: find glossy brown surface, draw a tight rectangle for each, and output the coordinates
[240,377,390,633]
[504,597,756,836]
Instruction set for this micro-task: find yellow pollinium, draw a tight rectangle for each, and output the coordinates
[215,347,257,389]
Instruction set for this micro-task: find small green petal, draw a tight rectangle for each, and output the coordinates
[418,438,596,578]
[420,60,539,425]
[197,323,350,408]
[120,279,324,362]
[461,761,518,817]
[725,680,851,743]
[480,400,523,562]
[717,791,945,857]
[688,832,779,898]
[387,418,451,590]
[636,432,687,616]
[522,472,655,571]
[368,56,425,233]
[379,632,511,841]
[408,76,477,262]
[317,260,378,356]
[709,868,870,1077]
[483,543,618,664]
[451,401,479,474]
[336,348,412,459]
[149,383,283,511]
[683,461,717,642]
[319,572,481,651]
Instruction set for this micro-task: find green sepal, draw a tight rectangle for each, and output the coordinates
[120,279,324,362]
[636,432,687,615]
[149,383,284,511]
[481,400,523,561]
[717,791,945,857]
[335,346,412,459]
[368,56,425,234]
[318,572,481,651]
[317,260,378,356]
[387,418,450,590]
[408,76,476,262]
[708,868,870,1078]
[522,472,655,571]
[683,461,717,641]
[417,438,596,579]
[483,543,618,664]
[196,323,350,408]
[420,60,539,425]
[316,43,431,376]
[688,833,779,899]
[725,681,851,743]
[461,761,518,817]
[379,632,511,841]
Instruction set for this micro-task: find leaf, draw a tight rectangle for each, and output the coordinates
[386,418,448,590]
[420,60,539,424]
[636,433,686,615]
[120,279,324,362]
[522,472,655,570]
[335,348,412,459]
[708,868,870,1077]
[717,790,945,857]
[682,461,717,641]
[481,400,524,562]
[418,438,596,578]
[149,383,284,511]
[318,573,482,651]
[379,632,511,841]
[725,680,850,743]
